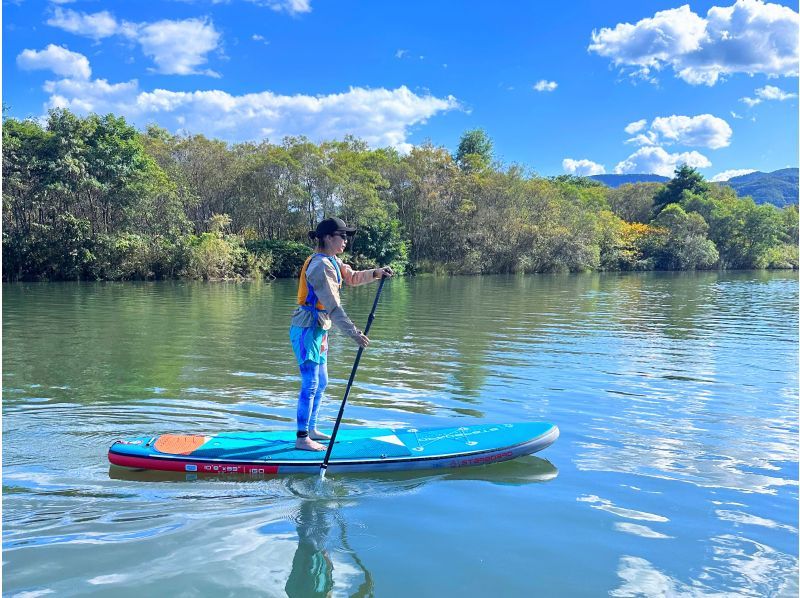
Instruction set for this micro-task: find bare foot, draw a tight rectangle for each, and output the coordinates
[310,430,331,441]
[295,437,326,451]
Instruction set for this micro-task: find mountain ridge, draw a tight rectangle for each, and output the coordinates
[588,169,798,207]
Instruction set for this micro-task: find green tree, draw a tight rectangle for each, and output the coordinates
[454,128,493,172]
[653,164,710,217]
[653,204,718,269]
[608,182,662,223]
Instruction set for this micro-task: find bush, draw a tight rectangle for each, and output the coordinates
[2,214,94,281]
[185,232,238,280]
[246,239,312,277]
[765,244,799,269]
[347,219,409,274]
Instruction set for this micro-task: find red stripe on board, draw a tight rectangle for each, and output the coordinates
[108,452,279,475]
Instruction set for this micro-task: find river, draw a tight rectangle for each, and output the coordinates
[3,272,798,596]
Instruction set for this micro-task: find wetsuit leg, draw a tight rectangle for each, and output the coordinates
[308,360,328,432]
[297,360,320,437]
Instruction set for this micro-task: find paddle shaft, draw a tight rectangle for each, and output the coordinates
[320,275,387,478]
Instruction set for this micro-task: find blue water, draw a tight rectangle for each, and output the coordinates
[3,272,798,596]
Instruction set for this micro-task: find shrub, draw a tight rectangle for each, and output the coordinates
[246,239,312,277]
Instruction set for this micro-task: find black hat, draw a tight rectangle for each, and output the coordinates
[311,217,357,239]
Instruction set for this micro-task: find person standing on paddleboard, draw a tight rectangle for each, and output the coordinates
[290,217,393,451]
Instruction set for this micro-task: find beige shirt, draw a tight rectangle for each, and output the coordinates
[290,255,379,340]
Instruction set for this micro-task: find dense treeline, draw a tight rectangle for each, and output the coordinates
[3,110,797,281]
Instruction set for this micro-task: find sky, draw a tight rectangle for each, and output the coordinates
[4,0,799,181]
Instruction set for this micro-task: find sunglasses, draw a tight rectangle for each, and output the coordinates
[331,232,351,239]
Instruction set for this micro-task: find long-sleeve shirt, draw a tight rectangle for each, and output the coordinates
[290,255,379,340]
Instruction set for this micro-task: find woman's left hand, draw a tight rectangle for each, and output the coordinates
[375,266,394,278]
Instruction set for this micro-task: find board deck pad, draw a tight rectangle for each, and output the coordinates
[109,422,559,475]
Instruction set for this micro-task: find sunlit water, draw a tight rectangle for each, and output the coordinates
[3,272,798,597]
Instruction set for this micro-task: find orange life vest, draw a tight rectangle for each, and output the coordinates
[297,254,342,312]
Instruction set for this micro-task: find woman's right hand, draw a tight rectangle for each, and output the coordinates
[355,332,370,348]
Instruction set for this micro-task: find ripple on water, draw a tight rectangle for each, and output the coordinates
[2,274,797,596]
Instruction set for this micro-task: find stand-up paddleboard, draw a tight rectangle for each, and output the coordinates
[108,422,559,475]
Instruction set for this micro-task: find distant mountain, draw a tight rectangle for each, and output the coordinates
[588,174,669,187]
[588,169,798,207]
[720,168,798,207]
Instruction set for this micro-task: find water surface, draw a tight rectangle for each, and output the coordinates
[4,272,798,596]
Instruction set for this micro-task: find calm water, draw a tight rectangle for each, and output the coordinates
[3,272,798,597]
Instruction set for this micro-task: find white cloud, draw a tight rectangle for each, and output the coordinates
[614,146,712,176]
[47,9,221,76]
[252,0,311,15]
[624,119,648,134]
[252,34,269,45]
[395,49,408,59]
[589,0,799,86]
[562,158,606,176]
[40,77,459,149]
[134,18,221,76]
[711,168,757,181]
[625,114,732,149]
[755,85,798,100]
[43,77,139,114]
[47,7,119,40]
[17,44,91,79]
[625,132,658,146]
[730,110,743,119]
[649,114,732,149]
[533,80,558,92]
[740,96,762,107]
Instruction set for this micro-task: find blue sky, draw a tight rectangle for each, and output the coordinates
[4,0,799,180]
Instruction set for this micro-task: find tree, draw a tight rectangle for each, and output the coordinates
[653,204,718,269]
[608,182,662,223]
[454,129,493,172]
[653,164,710,217]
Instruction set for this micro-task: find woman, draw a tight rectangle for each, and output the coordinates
[290,217,393,451]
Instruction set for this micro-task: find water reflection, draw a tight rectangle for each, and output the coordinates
[103,458,558,595]
[4,273,796,596]
[107,455,558,486]
[612,538,800,598]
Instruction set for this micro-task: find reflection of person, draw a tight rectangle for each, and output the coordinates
[285,500,334,597]
[285,497,375,597]
[290,218,393,451]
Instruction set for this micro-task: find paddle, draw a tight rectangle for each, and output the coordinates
[319,274,388,479]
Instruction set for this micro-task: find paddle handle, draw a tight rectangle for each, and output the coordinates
[320,275,387,478]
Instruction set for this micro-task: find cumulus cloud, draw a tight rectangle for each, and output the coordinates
[47,8,221,76]
[649,114,732,149]
[41,77,459,149]
[624,119,647,134]
[47,7,118,40]
[614,146,712,176]
[625,114,732,149]
[755,85,798,100]
[562,158,606,176]
[588,0,799,85]
[17,44,91,79]
[533,80,558,92]
[135,18,221,76]
[739,85,797,106]
[711,168,757,181]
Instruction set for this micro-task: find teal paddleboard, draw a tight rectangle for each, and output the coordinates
[108,422,559,475]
